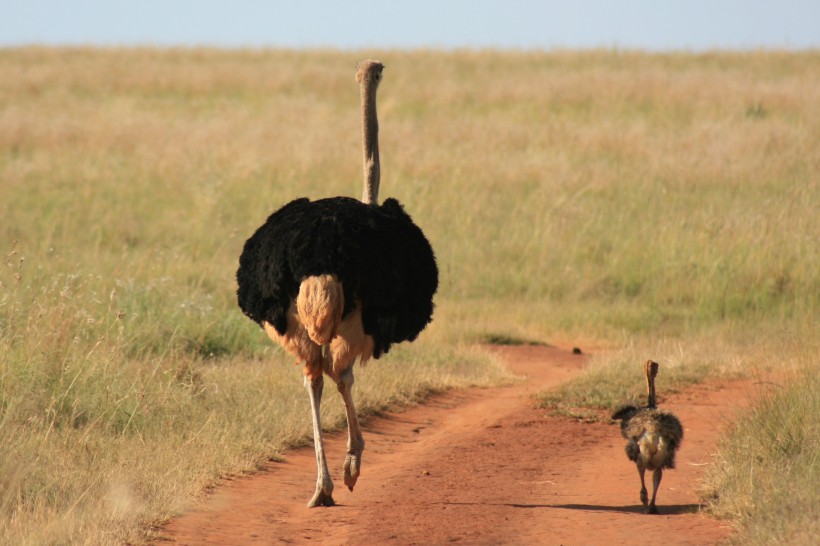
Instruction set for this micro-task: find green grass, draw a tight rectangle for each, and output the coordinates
[0,47,818,544]
[536,325,788,422]
[700,353,819,545]
[535,335,744,421]
[474,333,549,346]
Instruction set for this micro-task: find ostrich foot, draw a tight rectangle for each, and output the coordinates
[307,482,335,508]
[343,452,362,491]
[646,504,659,515]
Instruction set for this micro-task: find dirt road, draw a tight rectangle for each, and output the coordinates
[161,345,748,545]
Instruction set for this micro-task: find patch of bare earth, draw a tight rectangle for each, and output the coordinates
[160,345,752,545]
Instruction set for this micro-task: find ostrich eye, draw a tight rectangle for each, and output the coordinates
[374,72,381,82]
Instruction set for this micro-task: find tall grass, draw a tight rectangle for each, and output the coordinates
[1,47,818,543]
[700,345,819,545]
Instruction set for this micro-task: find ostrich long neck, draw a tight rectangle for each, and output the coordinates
[360,80,380,205]
[646,375,657,408]
[645,362,658,408]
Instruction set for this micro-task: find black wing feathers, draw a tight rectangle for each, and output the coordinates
[236,196,438,357]
[236,198,309,333]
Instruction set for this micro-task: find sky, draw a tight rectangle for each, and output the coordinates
[2,0,819,51]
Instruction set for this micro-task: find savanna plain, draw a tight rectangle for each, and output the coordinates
[0,48,817,545]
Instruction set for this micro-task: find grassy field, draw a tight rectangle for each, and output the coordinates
[1,47,818,544]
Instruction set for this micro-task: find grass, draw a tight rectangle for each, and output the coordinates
[0,47,818,544]
[535,334,749,421]
[700,350,819,545]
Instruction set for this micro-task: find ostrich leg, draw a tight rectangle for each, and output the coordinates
[306,375,334,507]
[336,367,365,491]
[638,467,649,509]
[648,468,663,514]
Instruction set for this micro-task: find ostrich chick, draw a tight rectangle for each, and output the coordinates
[611,360,684,514]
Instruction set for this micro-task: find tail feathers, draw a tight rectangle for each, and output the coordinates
[637,430,675,470]
[296,275,344,345]
[639,431,661,457]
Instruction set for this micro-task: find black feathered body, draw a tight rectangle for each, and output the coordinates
[237,196,438,360]
[611,405,683,471]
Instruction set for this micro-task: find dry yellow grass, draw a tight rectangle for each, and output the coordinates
[0,47,817,544]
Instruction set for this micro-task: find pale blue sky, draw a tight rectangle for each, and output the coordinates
[2,1,818,51]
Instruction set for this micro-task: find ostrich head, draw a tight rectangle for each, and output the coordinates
[355,59,384,86]
[356,60,384,205]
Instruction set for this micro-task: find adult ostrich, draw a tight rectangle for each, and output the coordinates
[236,60,438,507]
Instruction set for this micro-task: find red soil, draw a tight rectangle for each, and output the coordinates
[160,345,754,545]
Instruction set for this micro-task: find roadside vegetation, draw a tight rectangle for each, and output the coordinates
[1,47,817,544]
[701,363,819,545]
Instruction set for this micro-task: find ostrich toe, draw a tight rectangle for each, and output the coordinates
[307,474,335,508]
[344,451,362,491]
[307,485,335,508]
